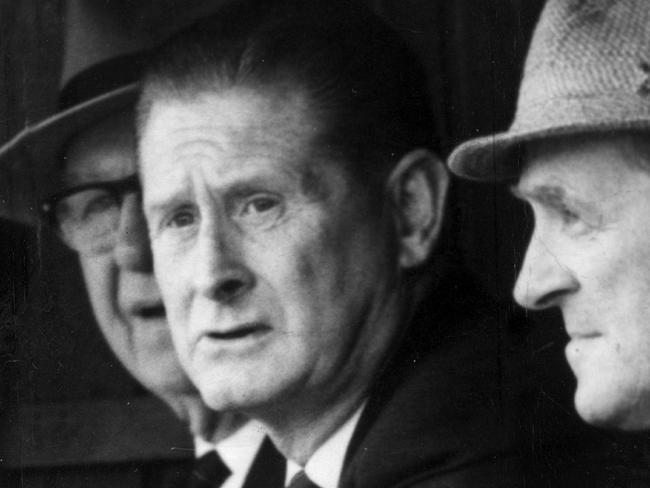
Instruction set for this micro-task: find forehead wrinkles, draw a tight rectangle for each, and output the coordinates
[167,122,310,167]
[140,88,338,217]
[521,144,640,208]
[527,133,650,179]
[518,159,570,202]
[161,87,317,147]
[143,88,321,175]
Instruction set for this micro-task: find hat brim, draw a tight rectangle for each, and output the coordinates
[0,83,139,224]
[448,118,650,182]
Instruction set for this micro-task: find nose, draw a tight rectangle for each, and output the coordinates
[193,222,255,303]
[513,231,578,310]
[113,193,153,272]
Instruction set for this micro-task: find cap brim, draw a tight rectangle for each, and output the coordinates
[0,83,139,224]
[448,118,650,182]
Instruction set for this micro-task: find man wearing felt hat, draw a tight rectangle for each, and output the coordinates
[449,0,650,431]
[0,1,285,486]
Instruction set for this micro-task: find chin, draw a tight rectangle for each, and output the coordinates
[153,373,196,396]
[195,368,300,415]
[133,355,195,396]
[574,381,650,431]
[189,347,308,414]
[197,379,274,413]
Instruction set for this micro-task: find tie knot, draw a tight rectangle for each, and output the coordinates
[189,450,231,488]
[287,470,320,488]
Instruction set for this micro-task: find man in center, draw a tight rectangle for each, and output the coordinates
[135,3,615,486]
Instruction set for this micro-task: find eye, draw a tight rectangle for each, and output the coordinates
[547,201,597,236]
[558,203,580,225]
[58,189,116,223]
[237,194,283,227]
[165,206,198,229]
[245,197,278,214]
[82,194,115,218]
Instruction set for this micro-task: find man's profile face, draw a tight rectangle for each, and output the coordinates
[62,115,196,398]
[513,134,650,430]
[140,86,402,415]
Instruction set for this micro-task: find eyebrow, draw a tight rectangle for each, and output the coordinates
[144,194,189,220]
[510,184,569,208]
[144,166,307,216]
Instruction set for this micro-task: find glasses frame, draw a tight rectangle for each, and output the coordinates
[40,174,142,252]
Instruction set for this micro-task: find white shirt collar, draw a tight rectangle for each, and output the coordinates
[285,403,366,488]
[194,420,267,488]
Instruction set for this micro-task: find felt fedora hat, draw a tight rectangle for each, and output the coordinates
[448,0,650,181]
[0,0,153,223]
[0,0,236,223]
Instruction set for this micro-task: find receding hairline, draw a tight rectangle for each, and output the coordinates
[140,74,319,123]
[137,76,372,191]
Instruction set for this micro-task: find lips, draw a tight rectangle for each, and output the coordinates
[566,328,602,340]
[204,322,271,341]
[562,313,602,340]
[130,302,166,319]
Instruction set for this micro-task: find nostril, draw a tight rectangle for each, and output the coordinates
[534,289,569,309]
[216,278,246,300]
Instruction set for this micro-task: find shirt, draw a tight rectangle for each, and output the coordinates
[285,404,366,488]
[194,420,267,488]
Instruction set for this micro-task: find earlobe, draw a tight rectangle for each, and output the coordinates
[387,149,449,269]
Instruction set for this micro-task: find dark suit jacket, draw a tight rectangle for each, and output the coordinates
[339,264,650,488]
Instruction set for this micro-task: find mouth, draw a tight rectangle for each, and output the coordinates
[568,331,602,340]
[205,322,271,341]
[132,303,166,320]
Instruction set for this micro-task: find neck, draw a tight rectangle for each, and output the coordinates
[265,286,406,465]
[163,393,250,443]
[260,389,366,466]
[159,392,220,439]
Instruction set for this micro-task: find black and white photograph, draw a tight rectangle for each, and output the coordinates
[2,1,650,487]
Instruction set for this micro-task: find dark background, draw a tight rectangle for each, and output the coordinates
[5,1,646,487]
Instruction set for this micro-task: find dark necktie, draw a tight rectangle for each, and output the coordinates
[242,437,286,488]
[188,450,231,488]
[287,470,320,488]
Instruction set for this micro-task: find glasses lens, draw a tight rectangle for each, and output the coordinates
[55,189,121,256]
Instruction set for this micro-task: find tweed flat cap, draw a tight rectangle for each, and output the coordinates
[448,0,650,181]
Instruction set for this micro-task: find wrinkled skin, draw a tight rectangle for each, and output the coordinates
[64,114,219,436]
[514,134,650,430]
[139,86,406,458]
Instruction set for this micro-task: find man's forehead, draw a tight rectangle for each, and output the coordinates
[517,133,650,200]
[63,114,137,186]
[516,145,574,199]
[139,86,331,189]
[142,86,319,153]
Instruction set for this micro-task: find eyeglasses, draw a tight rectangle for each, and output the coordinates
[40,174,141,256]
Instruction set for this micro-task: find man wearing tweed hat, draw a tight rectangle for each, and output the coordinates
[449,0,650,431]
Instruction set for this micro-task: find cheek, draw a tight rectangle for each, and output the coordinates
[247,222,349,341]
[78,257,138,365]
[265,218,352,296]
[79,256,118,324]
[273,217,385,327]
[152,245,188,302]
[577,238,650,364]
[585,236,650,314]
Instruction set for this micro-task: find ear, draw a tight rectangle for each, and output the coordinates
[386,148,449,269]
